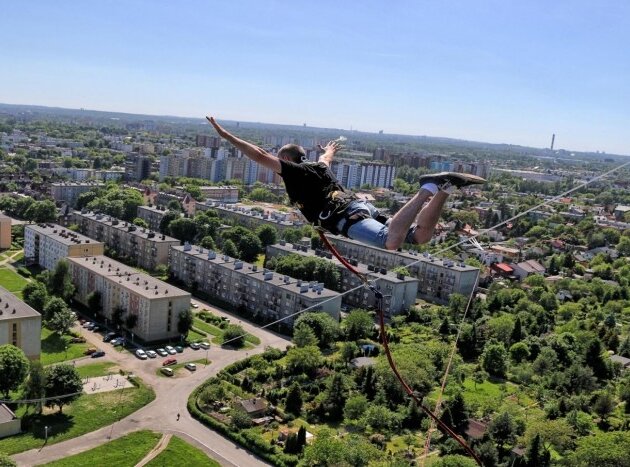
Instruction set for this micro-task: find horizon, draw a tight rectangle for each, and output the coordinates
[1,1,629,155]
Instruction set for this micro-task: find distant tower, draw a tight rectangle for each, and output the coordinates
[550,133,555,151]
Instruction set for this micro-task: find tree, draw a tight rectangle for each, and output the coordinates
[256,224,278,247]
[481,341,509,378]
[222,324,246,348]
[222,239,238,258]
[48,260,75,301]
[510,342,530,363]
[344,394,368,420]
[322,373,352,421]
[593,391,615,422]
[26,361,46,414]
[293,324,318,348]
[166,199,182,212]
[488,411,517,450]
[285,345,322,375]
[523,419,573,455]
[440,391,469,435]
[44,364,83,413]
[168,218,198,243]
[340,341,359,365]
[43,297,70,322]
[343,309,374,340]
[585,339,610,380]
[302,429,347,466]
[570,431,630,467]
[230,408,252,430]
[87,290,102,315]
[525,433,551,467]
[617,236,630,256]
[22,281,49,312]
[473,368,487,390]
[24,200,58,223]
[294,312,340,349]
[284,382,303,416]
[199,235,216,250]
[177,309,194,339]
[434,455,478,467]
[235,232,262,262]
[159,210,180,234]
[132,217,148,228]
[47,305,75,335]
[0,345,29,398]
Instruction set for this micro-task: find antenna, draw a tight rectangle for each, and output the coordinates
[550,133,555,151]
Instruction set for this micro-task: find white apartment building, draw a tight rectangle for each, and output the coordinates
[170,244,341,330]
[68,256,191,343]
[50,182,104,207]
[0,286,41,359]
[24,224,105,270]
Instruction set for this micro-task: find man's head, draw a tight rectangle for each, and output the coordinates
[277,144,307,163]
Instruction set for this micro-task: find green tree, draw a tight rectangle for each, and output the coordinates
[294,312,340,349]
[0,345,30,398]
[22,281,49,312]
[481,341,509,378]
[284,382,303,416]
[132,217,148,228]
[343,309,374,340]
[24,200,58,223]
[48,259,75,301]
[230,408,252,430]
[522,419,573,454]
[159,210,180,234]
[617,236,630,256]
[570,431,630,467]
[286,345,322,375]
[302,429,346,466]
[340,341,359,365]
[168,217,198,243]
[47,304,75,335]
[199,235,216,250]
[592,391,615,421]
[26,360,46,414]
[434,455,478,467]
[322,373,352,421]
[222,324,246,348]
[222,239,238,258]
[177,309,194,339]
[488,411,517,452]
[44,364,83,413]
[525,433,551,467]
[166,200,182,211]
[509,342,530,363]
[42,297,69,322]
[255,224,278,247]
[473,368,487,390]
[292,324,319,348]
[87,290,102,315]
[344,394,368,420]
[440,391,469,435]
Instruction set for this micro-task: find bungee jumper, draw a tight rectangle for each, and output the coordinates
[207,116,485,249]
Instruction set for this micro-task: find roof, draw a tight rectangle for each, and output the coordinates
[74,211,180,243]
[515,260,545,274]
[26,224,101,247]
[489,245,520,254]
[494,263,514,273]
[0,285,41,320]
[67,256,190,300]
[611,355,630,367]
[614,205,630,212]
[350,357,376,368]
[465,419,487,440]
[239,398,267,414]
[0,404,17,424]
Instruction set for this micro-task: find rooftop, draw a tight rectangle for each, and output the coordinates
[0,285,41,320]
[68,256,189,299]
[51,181,104,187]
[0,404,17,424]
[26,223,100,247]
[515,259,545,274]
[75,211,180,243]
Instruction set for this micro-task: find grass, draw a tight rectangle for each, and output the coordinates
[193,318,260,348]
[40,327,90,366]
[187,328,207,342]
[0,378,156,455]
[145,435,221,467]
[76,362,118,379]
[0,266,28,293]
[43,430,161,467]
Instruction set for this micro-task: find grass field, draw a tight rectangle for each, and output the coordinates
[193,318,260,348]
[145,435,221,467]
[0,378,155,455]
[40,327,90,366]
[0,266,28,294]
[43,430,161,467]
[76,362,118,379]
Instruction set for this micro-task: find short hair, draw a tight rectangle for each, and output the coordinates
[278,144,307,163]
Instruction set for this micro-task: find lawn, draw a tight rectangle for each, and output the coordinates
[193,318,260,348]
[0,266,28,293]
[40,327,90,366]
[0,378,156,455]
[76,362,118,379]
[43,430,161,467]
[145,435,221,467]
[187,328,207,342]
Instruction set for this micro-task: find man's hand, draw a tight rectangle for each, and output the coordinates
[206,116,228,138]
[318,140,341,156]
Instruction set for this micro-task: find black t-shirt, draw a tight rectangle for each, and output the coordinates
[278,160,350,224]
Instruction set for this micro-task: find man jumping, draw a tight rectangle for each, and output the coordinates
[207,117,485,251]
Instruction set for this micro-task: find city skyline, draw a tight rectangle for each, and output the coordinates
[1,1,629,155]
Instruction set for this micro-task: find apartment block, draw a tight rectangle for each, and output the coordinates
[170,244,341,329]
[68,256,190,343]
[0,214,11,249]
[324,235,479,304]
[267,242,419,317]
[50,182,104,207]
[136,205,171,231]
[72,211,180,271]
[24,224,105,270]
[196,202,304,233]
[0,285,41,359]
[199,186,239,203]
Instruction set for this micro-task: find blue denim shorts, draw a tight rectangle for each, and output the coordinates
[335,200,416,249]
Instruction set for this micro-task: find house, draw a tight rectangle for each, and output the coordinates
[237,398,268,417]
[512,260,546,281]
[550,239,566,251]
[610,355,630,371]
[491,263,514,278]
[613,205,630,220]
[0,404,20,439]
[350,357,376,369]
[464,419,487,440]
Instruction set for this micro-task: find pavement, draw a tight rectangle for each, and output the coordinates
[13,296,291,467]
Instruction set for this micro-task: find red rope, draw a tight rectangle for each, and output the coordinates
[317,229,482,466]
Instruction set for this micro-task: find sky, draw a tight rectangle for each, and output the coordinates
[1,1,629,155]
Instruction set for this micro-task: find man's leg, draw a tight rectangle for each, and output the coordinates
[412,190,449,244]
[384,189,433,250]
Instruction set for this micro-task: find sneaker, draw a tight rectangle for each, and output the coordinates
[418,172,486,189]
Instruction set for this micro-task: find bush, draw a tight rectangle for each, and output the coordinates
[17,267,31,277]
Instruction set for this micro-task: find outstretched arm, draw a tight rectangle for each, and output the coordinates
[206,116,281,173]
[317,141,340,167]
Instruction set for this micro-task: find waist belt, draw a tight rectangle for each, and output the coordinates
[317,191,371,236]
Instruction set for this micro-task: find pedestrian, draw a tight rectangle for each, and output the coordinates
[177,412,180,421]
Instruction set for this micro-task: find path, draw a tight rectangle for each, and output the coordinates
[135,433,172,467]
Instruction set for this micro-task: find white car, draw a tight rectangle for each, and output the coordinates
[199,342,210,350]
[165,345,177,355]
[135,349,147,360]
[189,342,200,350]
[192,303,199,309]
[185,363,197,371]
[146,350,158,358]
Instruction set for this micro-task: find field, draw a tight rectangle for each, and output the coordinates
[145,435,221,467]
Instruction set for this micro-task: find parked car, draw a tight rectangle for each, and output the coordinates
[111,338,124,347]
[189,342,200,350]
[135,349,148,360]
[91,325,100,332]
[184,363,197,371]
[160,367,174,377]
[71,336,86,343]
[91,350,106,358]
[165,345,177,355]
[82,321,93,329]
[103,332,118,342]
[84,347,97,355]
[192,303,199,308]
[175,346,184,353]
[146,350,158,358]
[162,358,177,366]
[199,342,210,350]
[156,348,168,357]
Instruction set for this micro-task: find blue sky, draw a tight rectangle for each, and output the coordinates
[1,1,629,155]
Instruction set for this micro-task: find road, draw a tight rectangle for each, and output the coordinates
[13,297,292,467]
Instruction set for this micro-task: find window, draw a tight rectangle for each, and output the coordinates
[11,323,18,345]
